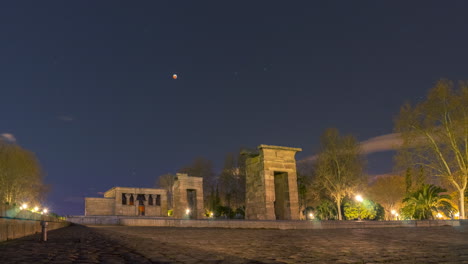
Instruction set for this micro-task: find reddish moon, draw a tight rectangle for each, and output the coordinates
[172,74,177,80]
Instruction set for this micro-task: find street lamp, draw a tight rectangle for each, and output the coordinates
[355,194,364,220]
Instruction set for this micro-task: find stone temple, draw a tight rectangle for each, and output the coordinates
[84,144,301,221]
[85,187,168,217]
[245,145,302,220]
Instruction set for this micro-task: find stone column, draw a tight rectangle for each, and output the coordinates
[125,194,131,205]
[134,194,138,216]
[144,194,150,206]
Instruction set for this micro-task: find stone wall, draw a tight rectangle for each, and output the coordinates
[0,205,69,242]
[245,145,302,220]
[118,218,461,230]
[85,198,114,216]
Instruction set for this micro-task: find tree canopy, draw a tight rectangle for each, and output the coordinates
[313,128,366,220]
[395,80,468,218]
[368,175,406,220]
[0,142,47,205]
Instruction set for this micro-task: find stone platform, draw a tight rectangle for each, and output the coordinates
[67,216,460,230]
[2,224,467,263]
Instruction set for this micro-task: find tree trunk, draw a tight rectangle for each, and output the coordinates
[460,189,466,219]
[337,199,342,220]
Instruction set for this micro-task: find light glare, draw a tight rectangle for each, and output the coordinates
[355,194,363,202]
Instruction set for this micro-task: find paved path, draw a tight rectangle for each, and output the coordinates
[1,224,468,263]
[93,225,468,264]
[0,225,152,264]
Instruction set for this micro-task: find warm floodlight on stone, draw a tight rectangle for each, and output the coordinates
[21,203,28,210]
[43,208,48,214]
[186,209,190,215]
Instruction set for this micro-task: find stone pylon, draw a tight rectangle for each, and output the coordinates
[245,145,302,220]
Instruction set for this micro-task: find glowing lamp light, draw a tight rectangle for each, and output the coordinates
[210,212,214,217]
[455,212,460,218]
[437,213,443,218]
[309,213,314,219]
[33,206,39,212]
[391,210,397,215]
[43,208,48,214]
[172,74,178,80]
[355,194,363,202]
[185,209,190,215]
[21,203,28,210]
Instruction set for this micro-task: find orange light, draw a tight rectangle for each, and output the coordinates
[172,74,178,80]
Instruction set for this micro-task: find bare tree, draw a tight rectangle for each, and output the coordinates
[0,142,47,205]
[178,157,215,208]
[156,173,176,209]
[314,128,366,220]
[368,175,406,220]
[218,153,246,210]
[395,80,468,218]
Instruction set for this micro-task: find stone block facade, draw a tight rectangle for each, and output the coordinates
[245,145,302,220]
[172,173,204,219]
[85,187,167,217]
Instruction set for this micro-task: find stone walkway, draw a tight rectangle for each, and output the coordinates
[93,225,468,264]
[1,224,468,263]
[0,225,152,264]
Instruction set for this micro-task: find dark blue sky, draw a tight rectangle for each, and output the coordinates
[1,1,467,215]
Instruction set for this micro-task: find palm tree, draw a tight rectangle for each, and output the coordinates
[402,184,455,220]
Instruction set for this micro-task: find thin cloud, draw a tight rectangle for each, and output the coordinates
[360,133,402,154]
[0,133,16,142]
[299,133,402,163]
[57,115,74,122]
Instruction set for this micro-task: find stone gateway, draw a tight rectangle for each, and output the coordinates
[172,173,204,219]
[245,145,302,220]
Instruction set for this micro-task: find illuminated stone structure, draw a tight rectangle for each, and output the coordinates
[172,173,204,219]
[85,187,167,217]
[245,145,302,220]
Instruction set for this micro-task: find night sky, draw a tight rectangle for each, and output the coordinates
[1,1,468,215]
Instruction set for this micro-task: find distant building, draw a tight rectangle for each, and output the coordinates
[85,187,168,217]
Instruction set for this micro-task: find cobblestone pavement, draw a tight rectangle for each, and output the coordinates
[93,225,468,264]
[0,225,152,264]
[1,224,468,264]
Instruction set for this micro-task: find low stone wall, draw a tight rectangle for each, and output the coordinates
[0,218,69,242]
[0,205,69,242]
[67,215,121,225]
[119,218,460,229]
[67,215,460,230]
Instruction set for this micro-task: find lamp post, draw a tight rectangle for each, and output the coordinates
[355,194,363,221]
